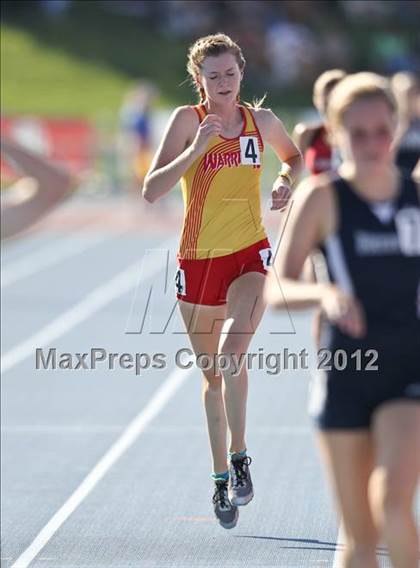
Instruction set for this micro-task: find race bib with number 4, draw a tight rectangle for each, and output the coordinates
[259,248,272,270]
[240,136,261,166]
[175,268,187,296]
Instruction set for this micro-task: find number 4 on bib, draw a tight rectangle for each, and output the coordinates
[175,268,186,295]
[259,248,272,270]
[240,136,261,166]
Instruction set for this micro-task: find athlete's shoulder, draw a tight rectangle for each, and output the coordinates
[164,106,200,143]
[170,105,200,124]
[292,122,323,150]
[247,107,293,145]
[412,159,420,186]
[293,121,323,137]
[294,172,338,206]
[247,107,276,126]
[291,173,338,240]
[308,170,338,189]
[249,106,292,123]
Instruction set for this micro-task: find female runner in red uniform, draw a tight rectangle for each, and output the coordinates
[295,70,347,345]
[293,69,346,175]
[143,33,302,528]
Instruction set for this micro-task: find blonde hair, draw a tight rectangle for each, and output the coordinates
[313,69,346,107]
[186,33,266,109]
[327,72,397,129]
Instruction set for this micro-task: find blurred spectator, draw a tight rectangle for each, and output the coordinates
[118,81,158,193]
[372,32,416,74]
[99,1,151,17]
[161,1,214,38]
[265,19,319,86]
[3,0,418,121]
[340,0,392,21]
[391,71,420,176]
[39,0,71,17]
[321,31,351,70]
[90,0,419,94]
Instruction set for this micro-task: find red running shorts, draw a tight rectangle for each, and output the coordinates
[175,237,272,306]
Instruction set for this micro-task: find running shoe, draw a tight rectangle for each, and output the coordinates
[212,479,238,529]
[228,454,253,506]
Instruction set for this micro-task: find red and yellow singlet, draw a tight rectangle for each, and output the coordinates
[178,104,267,260]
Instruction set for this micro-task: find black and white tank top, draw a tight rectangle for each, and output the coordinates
[320,175,420,332]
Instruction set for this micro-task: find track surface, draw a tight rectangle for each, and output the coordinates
[1,195,410,567]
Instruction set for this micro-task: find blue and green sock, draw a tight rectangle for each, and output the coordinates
[211,470,229,482]
[229,449,247,460]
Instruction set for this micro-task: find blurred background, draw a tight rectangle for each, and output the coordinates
[1,3,419,567]
[2,0,419,227]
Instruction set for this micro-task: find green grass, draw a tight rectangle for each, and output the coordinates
[1,25,134,118]
[1,1,193,119]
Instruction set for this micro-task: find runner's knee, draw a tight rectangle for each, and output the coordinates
[219,334,248,360]
[202,372,223,392]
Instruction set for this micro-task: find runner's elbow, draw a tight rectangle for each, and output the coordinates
[264,279,286,310]
[142,179,158,203]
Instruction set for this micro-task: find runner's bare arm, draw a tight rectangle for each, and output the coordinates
[264,177,335,309]
[1,139,75,240]
[413,159,420,185]
[142,107,221,203]
[253,109,303,184]
[292,122,320,155]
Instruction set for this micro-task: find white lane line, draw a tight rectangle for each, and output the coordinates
[1,232,115,288]
[332,521,346,568]
[10,364,194,568]
[1,237,177,374]
[1,425,126,433]
[1,425,311,434]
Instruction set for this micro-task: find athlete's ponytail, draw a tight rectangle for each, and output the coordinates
[186,33,264,109]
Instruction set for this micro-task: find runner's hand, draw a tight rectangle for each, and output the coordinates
[320,284,366,338]
[191,114,222,155]
[271,179,292,211]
